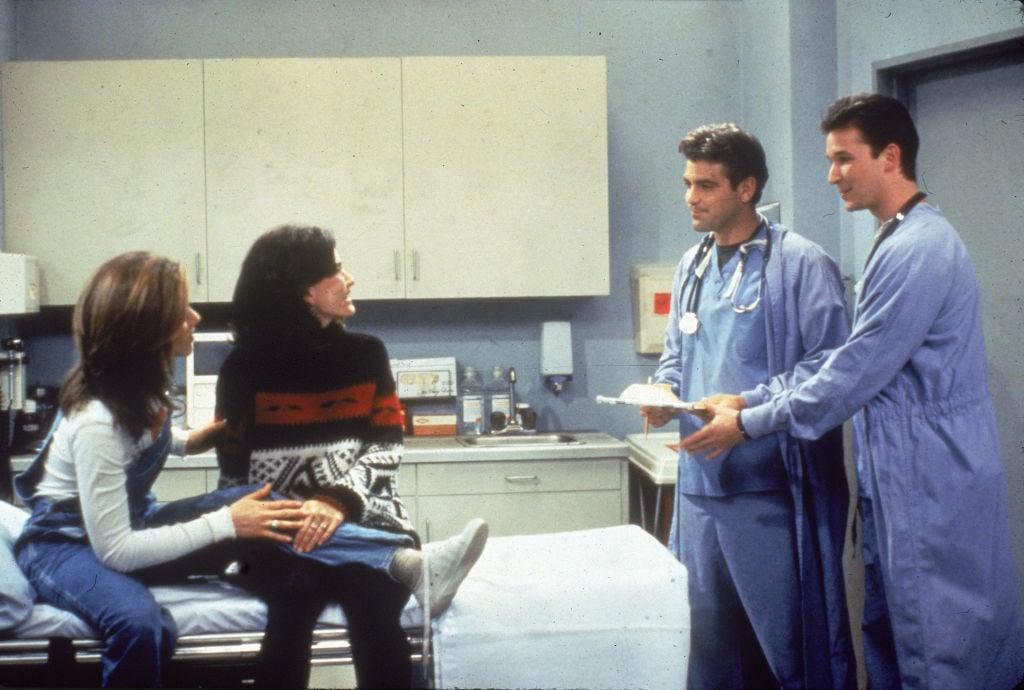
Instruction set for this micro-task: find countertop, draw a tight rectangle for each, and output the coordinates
[9,430,628,472]
[625,431,680,485]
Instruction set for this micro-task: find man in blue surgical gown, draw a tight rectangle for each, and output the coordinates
[643,123,855,689]
[683,94,1024,689]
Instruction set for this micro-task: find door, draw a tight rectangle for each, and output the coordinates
[892,38,1024,601]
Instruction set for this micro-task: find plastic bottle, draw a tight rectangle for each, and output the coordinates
[458,366,485,435]
[485,366,511,432]
[12,398,41,453]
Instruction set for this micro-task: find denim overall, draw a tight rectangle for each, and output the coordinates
[14,413,414,687]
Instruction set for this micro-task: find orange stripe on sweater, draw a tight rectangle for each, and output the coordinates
[372,392,405,428]
[255,383,376,426]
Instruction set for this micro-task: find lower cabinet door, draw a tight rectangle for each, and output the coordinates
[152,470,212,501]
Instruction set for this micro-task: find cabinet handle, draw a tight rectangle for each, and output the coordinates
[505,475,540,485]
[393,250,402,282]
[412,251,420,282]
[194,254,202,286]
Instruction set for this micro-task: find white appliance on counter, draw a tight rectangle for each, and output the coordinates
[390,357,457,436]
[185,332,234,428]
[389,357,456,399]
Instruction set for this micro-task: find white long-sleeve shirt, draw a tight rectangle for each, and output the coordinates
[32,400,236,572]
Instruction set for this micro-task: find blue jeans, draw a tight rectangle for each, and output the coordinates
[17,485,414,687]
[145,484,414,572]
[18,537,180,687]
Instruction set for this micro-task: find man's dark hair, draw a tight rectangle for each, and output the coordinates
[820,93,919,181]
[678,123,770,205]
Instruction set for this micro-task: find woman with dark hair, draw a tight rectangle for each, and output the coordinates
[216,225,488,688]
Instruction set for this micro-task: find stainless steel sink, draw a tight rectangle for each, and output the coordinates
[456,433,583,447]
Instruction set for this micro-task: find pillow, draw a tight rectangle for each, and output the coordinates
[0,501,35,632]
[0,499,28,536]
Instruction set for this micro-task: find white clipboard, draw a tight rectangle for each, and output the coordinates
[596,383,701,411]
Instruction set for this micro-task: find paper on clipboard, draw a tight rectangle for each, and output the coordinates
[596,383,701,411]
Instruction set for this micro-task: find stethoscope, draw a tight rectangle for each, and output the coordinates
[678,217,771,336]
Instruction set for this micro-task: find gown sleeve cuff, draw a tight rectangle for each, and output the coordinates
[740,403,774,439]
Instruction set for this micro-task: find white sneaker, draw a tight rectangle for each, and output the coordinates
[417,518,489,615]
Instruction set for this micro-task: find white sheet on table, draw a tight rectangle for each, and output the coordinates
[432,525,690,690]
[14,579,423,640]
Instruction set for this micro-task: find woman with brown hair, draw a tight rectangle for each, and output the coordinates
[14,252,313,686]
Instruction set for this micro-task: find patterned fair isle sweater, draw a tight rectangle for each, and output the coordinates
[215,327,413,535]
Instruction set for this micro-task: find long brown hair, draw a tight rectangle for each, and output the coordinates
[60,252,188,439]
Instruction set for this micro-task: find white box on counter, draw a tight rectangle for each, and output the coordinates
[390,357,456,398]
[0,253,40,314]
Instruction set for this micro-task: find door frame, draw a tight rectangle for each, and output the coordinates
[873,27,1024,99]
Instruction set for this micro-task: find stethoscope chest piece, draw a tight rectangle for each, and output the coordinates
[679,311,700,335]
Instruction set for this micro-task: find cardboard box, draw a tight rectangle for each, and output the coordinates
[411,414,457,436]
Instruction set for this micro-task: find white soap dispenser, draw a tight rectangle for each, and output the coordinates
[541,321,573,394]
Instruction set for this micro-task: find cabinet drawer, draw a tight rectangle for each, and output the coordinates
[415,458,621,496]
[416,490,624,540]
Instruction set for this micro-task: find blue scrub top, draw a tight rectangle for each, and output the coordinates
[675,223,786,496]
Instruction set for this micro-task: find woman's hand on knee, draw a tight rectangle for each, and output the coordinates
[292,498,345,553]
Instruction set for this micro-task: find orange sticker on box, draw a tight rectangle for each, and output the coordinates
[653,292,672,315]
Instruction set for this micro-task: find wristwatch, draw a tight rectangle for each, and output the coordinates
[736,411,751,440]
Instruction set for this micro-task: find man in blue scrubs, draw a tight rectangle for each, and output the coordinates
[683,95,1024,689]
[643,123,855,689]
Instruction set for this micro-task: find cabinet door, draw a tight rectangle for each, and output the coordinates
[203,58,405,301]
[2,61,206,305]
[152,469,211,502]
[402,56,609,298]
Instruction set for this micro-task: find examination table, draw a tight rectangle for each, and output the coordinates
[1,498,690,688]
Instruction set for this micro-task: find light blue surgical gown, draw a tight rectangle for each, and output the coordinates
[744,203,1024,689]
[658,222,855,688]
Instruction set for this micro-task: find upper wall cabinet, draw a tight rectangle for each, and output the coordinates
[2,56,609,304]
[203,58,406,301]
[2,60,207,305]
[401,56,609,298]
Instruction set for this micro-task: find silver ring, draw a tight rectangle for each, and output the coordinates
[271,519,280,531]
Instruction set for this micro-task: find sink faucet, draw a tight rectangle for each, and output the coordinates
[493,367,535,435]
